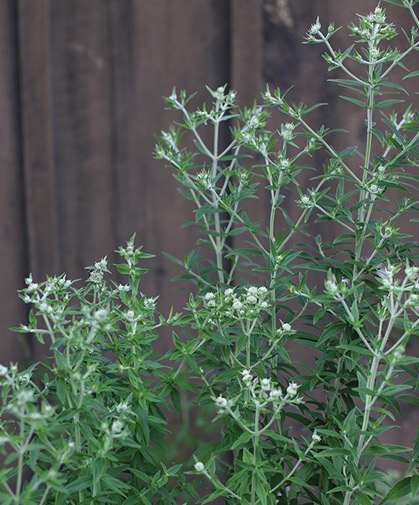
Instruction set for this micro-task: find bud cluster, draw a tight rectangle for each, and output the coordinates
[202,286,270,322]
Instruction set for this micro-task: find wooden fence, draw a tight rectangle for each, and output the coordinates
[0,0,417,468]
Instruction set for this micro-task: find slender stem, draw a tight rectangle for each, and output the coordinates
[14,420,25,505]
[336,294,376,355]
[1,480,15,499]
[201,469,242,500]
[320,33,366,85]
[38,484,52,505]
[251,402,260,505]
[14,423,35,505]
[296,116,362,185]
[269,441,315,496]
[354,53,375,283]
[177,104,214,159]
[212,109,225,284]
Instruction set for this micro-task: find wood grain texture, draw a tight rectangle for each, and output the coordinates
[18,0,60,280]
[48,0,116,279]
[0,1,30,362]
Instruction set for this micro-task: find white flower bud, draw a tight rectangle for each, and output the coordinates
[325,280,338,295]
[194,461,205,472]
[300,195,310,206]
[312,431,321,443]
[287,382,299,397]
[269,388,282,401]
[112,420,124,434]
[38,302,49,313]
[405,266,419,282]
[215,396,228,408]
[242,374,253,385]
[261,378,271,391]
[309,18,321,35]
[94,309,108,321]
[27,283,39,293]
[144,298,156,310]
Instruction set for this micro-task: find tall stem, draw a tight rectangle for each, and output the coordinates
[250,402,260,504]
[211,104,225,285]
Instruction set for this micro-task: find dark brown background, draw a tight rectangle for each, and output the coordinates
[0,0,417,470]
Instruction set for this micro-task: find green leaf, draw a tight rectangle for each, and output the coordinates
[115,263,131,275]
[254,477,268,505]
[354,491,373,505]
[242,448,253,465]
[395,395,419,406]
[317,448,353,458]
[170,387,180,414]
[362,443,411,457]
[162,251,184,267]
[338,145,359,159]
[123,496,148,505]
[381,0,403,5]
[65,476,92,493]
[403,70,419,79]
[101,474,131,494]
[378,477,413,504]
[231,432,253,449]
[340,95,366,108]
[350,298,359,321]
[374,99,405,108]
[372,128,385,146]
[92,458,108,492]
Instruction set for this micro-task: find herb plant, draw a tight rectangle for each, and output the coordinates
[0,245,189,505]
[1,1,419,504]
[155,2,419,503]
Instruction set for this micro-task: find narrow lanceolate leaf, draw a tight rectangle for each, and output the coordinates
[354,491,373,505]
[403,70,419,79]
[378,477,413,504]
[381,0,404,5]
[340,95,366,107]
[374,99,405,109]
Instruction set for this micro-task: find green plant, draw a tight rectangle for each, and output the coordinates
[1,1,419,505]
[155,1,419,503]
[0,244,191,505]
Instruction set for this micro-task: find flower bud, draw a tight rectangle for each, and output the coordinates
[287,382,299,397]
[194,461,205,472]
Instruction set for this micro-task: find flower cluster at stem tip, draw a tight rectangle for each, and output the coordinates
[203,285,270,322]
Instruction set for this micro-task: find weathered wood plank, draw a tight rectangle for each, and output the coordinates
[231,0,263,104]
[0,1,30,363]
[48,0,116,281]
[18,0,60,280]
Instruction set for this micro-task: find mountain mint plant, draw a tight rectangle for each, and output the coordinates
[1,1,419,504]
